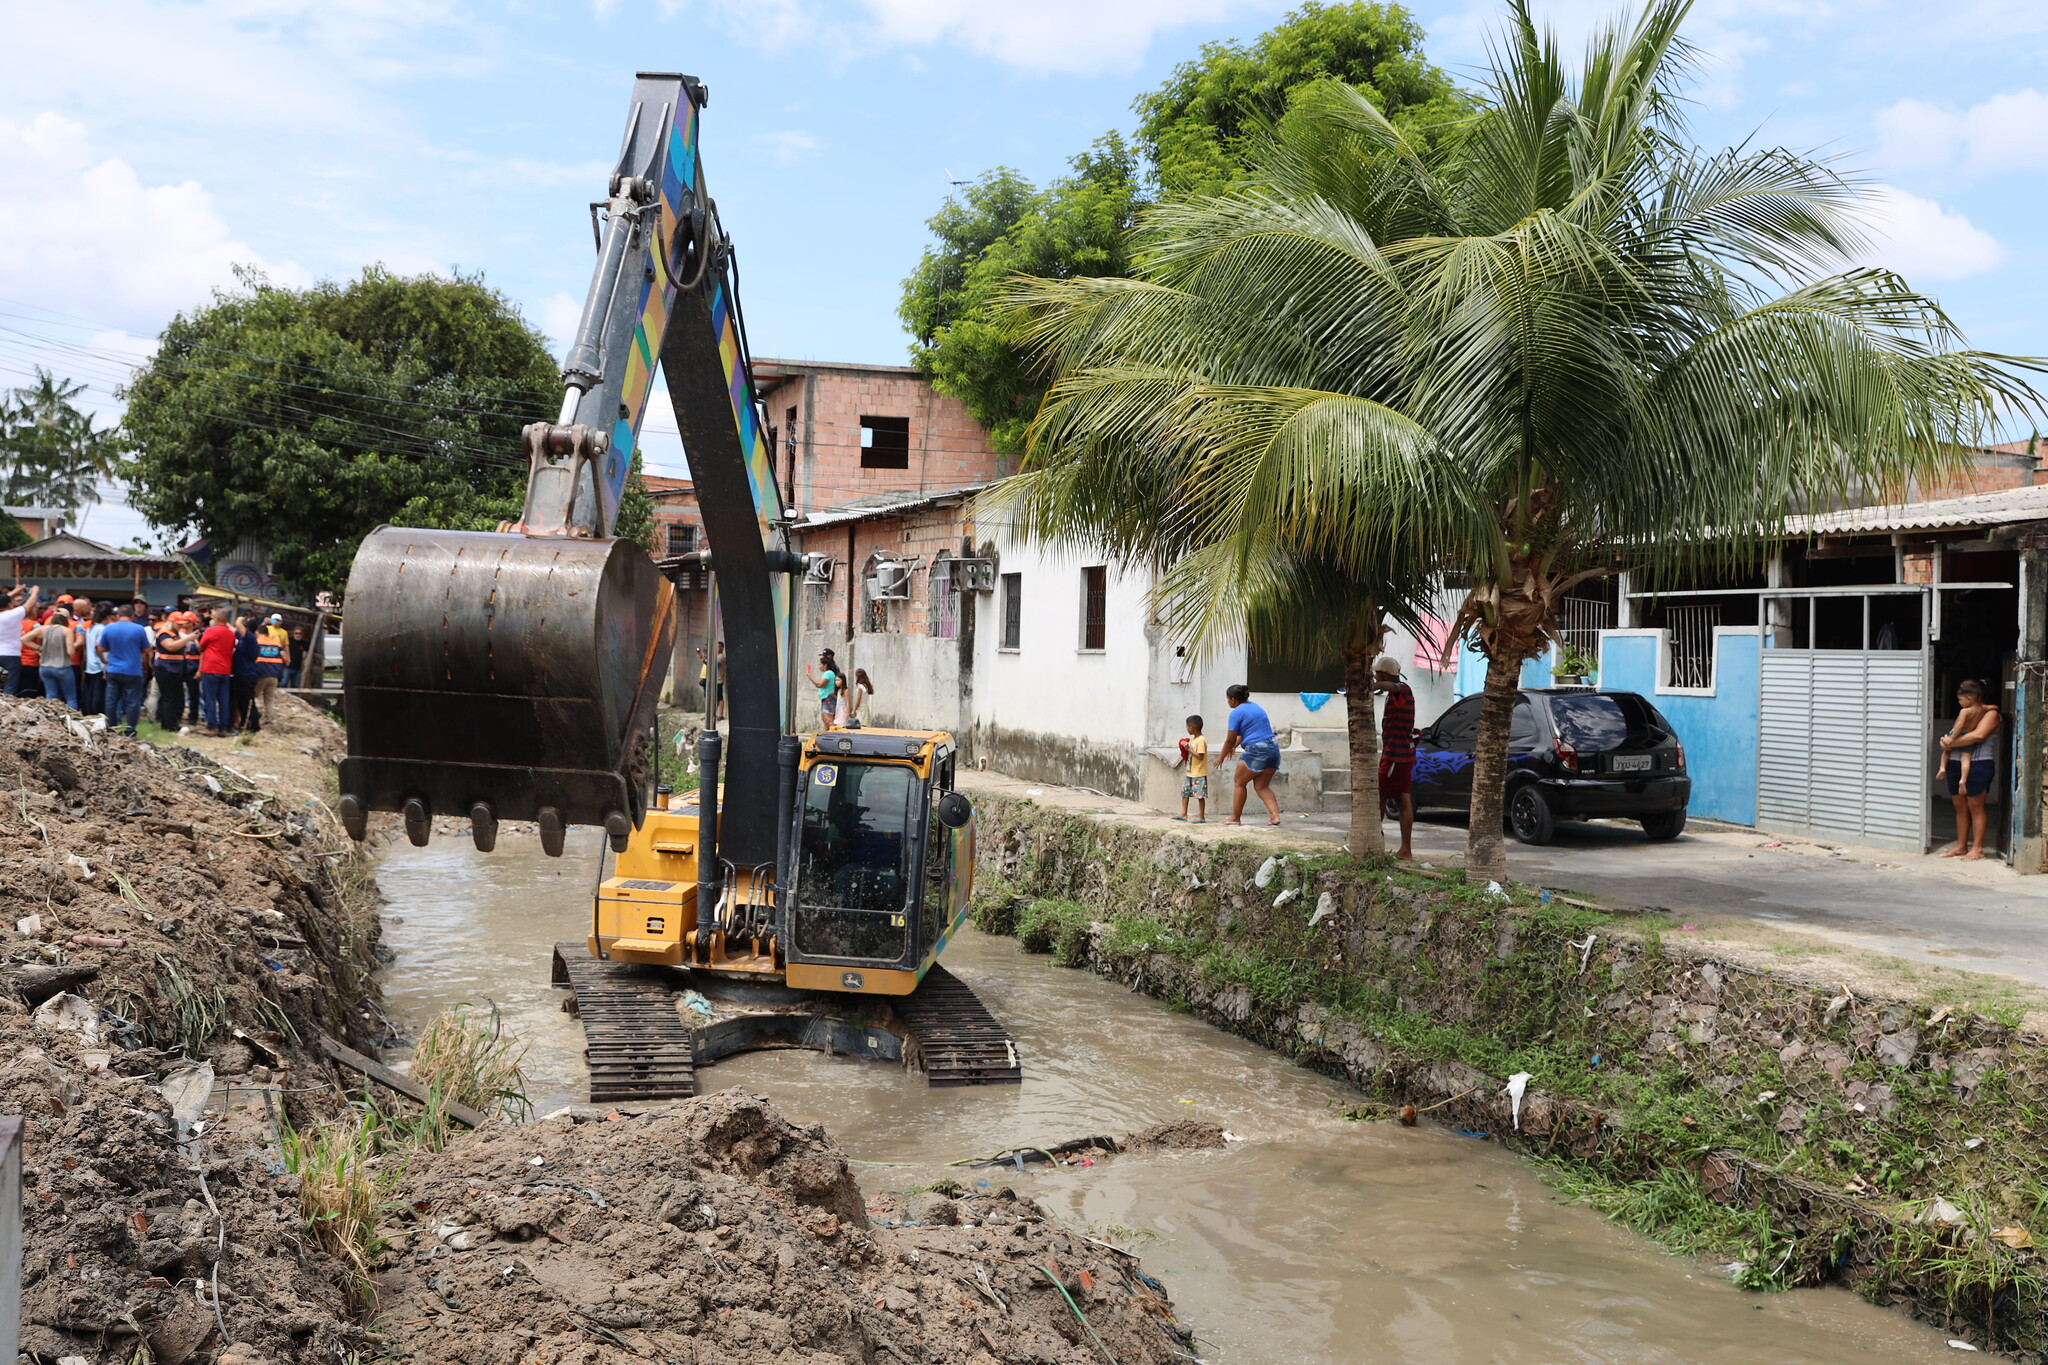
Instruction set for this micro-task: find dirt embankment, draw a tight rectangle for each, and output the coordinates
[3,696,1190,1365]
[0,694,384,1364]
[373,1091,1191,1365]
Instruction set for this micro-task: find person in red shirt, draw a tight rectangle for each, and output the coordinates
[1374,655,1418,861]
[197,607,237,736]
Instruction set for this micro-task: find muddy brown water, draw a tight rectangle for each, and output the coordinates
[377,834,1959,1364]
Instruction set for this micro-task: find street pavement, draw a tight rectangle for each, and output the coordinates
[1350,811,2048,989]
[958,769,2048,991]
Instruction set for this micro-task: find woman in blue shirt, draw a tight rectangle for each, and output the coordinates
[1218,684,1283,826]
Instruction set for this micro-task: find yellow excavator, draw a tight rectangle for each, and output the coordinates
[334,73,1016,1099]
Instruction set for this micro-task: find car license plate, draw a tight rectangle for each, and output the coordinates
[1611,754,1652,772]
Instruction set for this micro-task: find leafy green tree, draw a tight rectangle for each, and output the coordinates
[901,5,1468,452]
[901,140,1141,452]
[1135,0,1471,197]
[1005,0,2041,878]
[122,266,558,595]
[0,514,30,551]
[0,369,126,516]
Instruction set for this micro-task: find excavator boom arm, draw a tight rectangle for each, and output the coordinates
[338,72,795,867]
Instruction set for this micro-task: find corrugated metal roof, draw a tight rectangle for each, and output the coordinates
[797,482,992,528]
[1783,483,2048,536]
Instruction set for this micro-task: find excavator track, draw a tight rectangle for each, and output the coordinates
[895,964,1023,1087]
[552,943,696,1103]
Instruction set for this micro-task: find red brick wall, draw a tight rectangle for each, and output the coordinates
[756,365,1013,515]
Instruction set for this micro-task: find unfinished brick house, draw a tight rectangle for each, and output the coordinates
[647,358,1014,714]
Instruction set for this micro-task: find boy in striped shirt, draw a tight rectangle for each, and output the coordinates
[1374,656,1416,860]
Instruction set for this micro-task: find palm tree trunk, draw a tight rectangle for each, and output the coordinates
[1342,645,1383,857]
[1464,648,1522,880]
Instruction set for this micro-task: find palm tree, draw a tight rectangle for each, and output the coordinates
[0,368,125,515]
[991,359,1461,856]
[1005,0,2041,878]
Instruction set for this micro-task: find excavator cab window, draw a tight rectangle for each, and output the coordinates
[919,753,956,949]
[792,761,915,964]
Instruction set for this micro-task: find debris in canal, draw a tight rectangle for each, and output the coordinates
[1121,1121,1227,1152]
[373,1090,1193,1364]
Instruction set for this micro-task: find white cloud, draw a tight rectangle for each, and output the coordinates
[1852,186,2004,282]
[855,0,1261,74]
[541,292,585,352]
[758,131,818,164]
[1875,89,2048,176]
[0,113,308,335]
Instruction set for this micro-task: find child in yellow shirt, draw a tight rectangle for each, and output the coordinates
[1175,715,1209,822]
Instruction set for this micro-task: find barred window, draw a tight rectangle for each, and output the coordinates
[1080,566,1106,650]
[1000,573,1022,650]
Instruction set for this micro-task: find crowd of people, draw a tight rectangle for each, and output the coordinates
[0,584,312,738]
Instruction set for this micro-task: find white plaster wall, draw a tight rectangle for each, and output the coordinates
[840,630,964,734]
[972,530,1152,747]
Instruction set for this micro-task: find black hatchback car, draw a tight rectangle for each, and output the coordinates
[1400,689,1690,845]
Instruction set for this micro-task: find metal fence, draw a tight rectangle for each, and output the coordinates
[1559,593,1615,664]
[1667,604,1721,689]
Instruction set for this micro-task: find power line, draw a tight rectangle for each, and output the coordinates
[0,299,561,418]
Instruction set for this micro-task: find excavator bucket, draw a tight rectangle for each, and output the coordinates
[336,526,675,854]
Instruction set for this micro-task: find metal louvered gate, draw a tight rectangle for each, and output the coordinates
[1758,651,1928,851]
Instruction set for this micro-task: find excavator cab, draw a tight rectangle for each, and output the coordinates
[584,728,971,999]
[781,730,974,995]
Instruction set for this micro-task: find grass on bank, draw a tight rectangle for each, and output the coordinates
[281,1115,386,1311]
[405,1004,531,1135]
[281,1007,533,1313]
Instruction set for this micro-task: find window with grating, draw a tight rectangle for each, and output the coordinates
[1000,573,1022,650]
[1080,566,1106,650]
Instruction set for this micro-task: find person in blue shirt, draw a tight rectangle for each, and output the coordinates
[96,604,151,736]
[83,602,112,717]
[231,613,263,733]
[1218,683,1283,826]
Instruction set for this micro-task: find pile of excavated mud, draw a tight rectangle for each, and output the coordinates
[0,695,376,1068]
[373,1092,1193,1365]
[0,695,381,1363]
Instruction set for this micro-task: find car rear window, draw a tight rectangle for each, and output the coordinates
[1549,694,1670,750]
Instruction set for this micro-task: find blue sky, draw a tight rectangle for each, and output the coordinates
[3,0,2047,545]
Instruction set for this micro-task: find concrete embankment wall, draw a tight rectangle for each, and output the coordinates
[968,794,2048,1356]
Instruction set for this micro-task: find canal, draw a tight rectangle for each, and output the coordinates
[376,833,1957,1364]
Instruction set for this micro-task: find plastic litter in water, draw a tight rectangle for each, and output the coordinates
[1504,1072,1533,1131]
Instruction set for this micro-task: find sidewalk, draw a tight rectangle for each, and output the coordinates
[959,769,2048,995]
